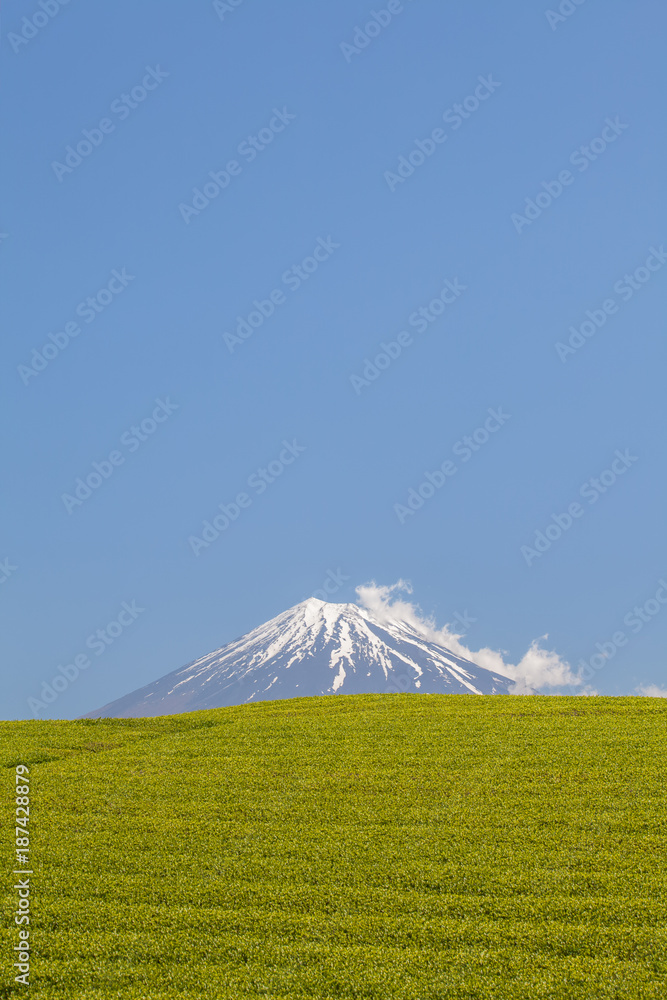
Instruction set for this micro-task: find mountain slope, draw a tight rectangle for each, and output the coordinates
[86,598,515,717]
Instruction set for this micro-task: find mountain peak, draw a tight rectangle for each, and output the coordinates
[85,597,514,718]
[298,597,358,611]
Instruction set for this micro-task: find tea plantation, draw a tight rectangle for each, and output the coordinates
[2,694,666,998]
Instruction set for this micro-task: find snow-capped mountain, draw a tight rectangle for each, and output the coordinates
[85,598,515,718]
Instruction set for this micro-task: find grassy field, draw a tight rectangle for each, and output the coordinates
[2,694,666,999]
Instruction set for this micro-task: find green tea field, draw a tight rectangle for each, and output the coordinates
[2,695,666,998]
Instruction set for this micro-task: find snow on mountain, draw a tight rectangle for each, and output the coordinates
[85,598,515,718]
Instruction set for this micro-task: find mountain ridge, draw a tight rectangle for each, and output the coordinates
[85,598,516,717]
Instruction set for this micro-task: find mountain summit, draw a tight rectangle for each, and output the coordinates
[85,598,515,717]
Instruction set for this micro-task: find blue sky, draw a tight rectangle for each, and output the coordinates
[2,0,666,719]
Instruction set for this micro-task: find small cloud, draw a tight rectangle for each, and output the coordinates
[635,684,667,698]
[355,579,581,694]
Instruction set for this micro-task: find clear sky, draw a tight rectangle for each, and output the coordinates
[2,0,666,719]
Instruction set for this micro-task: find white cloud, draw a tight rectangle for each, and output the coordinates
[355,580,582,694]
[635,684,667,698]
